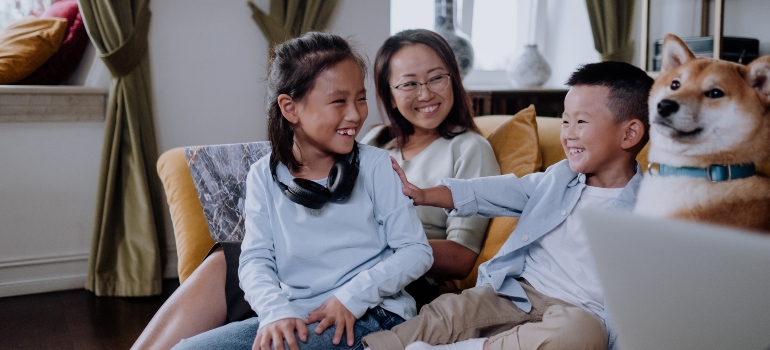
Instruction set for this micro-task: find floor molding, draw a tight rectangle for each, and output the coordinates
[0,253,88,298]
[0,248,178,298]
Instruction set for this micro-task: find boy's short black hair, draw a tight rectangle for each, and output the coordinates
[565,61,654,130]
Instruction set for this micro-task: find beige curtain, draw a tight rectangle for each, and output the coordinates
[585,0,636,63]
[79,0,164,296]
[247,0,339,49]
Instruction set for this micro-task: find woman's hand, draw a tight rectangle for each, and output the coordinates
[304,296,357,347]
[253,318,308,350]
[391,156,426,205]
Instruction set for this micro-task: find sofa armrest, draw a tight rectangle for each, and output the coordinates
[157,147,215,283]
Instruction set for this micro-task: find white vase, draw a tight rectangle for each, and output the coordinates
[506,44,551,88]
[434,0,474,78]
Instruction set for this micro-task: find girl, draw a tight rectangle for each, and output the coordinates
[173,32,432,350]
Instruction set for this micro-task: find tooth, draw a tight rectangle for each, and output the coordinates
[347,129,355,136]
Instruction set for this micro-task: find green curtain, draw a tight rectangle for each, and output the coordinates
[247,0,339,49]
[79,0,164,296]
[585,0,636,63]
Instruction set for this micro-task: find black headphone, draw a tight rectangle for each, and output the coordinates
[270,143,360,210]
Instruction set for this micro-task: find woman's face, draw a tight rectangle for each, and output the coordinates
[290,59,368,157]
[388,43,454,136]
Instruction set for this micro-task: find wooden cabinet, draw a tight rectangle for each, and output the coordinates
[467,87,568,117]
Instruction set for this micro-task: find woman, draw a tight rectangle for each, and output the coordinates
[131,29,499,350]
[362,29,499,306]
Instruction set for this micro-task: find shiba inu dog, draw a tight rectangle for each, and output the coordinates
[635,34,770,234]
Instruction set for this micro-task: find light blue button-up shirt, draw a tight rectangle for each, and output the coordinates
[239,144,433,330]
[441,160,643,350]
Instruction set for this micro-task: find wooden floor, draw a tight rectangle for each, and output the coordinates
[0,279,179,350]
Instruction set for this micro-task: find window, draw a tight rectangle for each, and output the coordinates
[391,0,522,71]
[0,0,56,29]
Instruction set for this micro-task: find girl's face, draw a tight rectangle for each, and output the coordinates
[289,59,368,157]
[388,43,454,136]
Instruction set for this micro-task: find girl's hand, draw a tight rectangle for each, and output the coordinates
[253,318,308,350]
[391,156,426,205]
[304,296,357,347]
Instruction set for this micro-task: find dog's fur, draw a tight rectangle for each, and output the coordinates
[635,34,770,234]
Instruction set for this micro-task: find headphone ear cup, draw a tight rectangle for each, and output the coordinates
[328,159,358,201]
[286,178,330,210]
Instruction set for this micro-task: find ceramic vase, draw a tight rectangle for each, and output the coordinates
[434,0,474,78]
[506,44,551,88]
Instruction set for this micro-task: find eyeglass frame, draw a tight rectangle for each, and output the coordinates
[389,73,452,96]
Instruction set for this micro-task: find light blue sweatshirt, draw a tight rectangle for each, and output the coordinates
[239,143,433,330]
[441,160,643,350]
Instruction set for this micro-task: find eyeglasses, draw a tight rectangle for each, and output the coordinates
[390,74,452,97]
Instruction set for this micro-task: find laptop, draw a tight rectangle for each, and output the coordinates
[580,208,770,350]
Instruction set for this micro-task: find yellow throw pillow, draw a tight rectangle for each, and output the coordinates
[446,105,541,291]
[0,17,68,84]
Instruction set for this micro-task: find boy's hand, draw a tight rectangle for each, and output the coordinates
[391,156,426,205]
[253,318,307,350]
[304,296,357,347]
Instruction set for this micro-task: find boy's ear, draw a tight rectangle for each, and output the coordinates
[278,94,299,124]
[621,119,644,150]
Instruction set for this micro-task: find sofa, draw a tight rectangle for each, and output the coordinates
[156,105,770,291]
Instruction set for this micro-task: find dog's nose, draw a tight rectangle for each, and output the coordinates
[657,99,679,117]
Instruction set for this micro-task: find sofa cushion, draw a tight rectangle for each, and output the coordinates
[0,17,68,84]
[157,147,214,283]
[18,0,90,85]
[185,142,272,242]
[447,105,541,291]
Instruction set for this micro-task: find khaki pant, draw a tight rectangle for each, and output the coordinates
[363,282,607,350]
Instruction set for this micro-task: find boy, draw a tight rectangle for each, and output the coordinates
[363,61,654,350]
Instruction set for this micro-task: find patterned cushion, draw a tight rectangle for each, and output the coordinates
[185,141,271,242]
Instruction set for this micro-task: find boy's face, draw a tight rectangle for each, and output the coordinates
[561,85,632,186]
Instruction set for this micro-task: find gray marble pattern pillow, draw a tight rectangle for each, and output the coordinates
[185,141,271,242]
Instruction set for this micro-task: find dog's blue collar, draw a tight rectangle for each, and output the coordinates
[648,162,756,182]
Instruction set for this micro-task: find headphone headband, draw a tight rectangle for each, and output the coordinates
[271,143,360,209]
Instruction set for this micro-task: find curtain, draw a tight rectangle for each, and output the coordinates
[585,0,636,63]
[247,0,339,49]
[79,0,164,297]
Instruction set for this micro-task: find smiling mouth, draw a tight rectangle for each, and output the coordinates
[653,121,703,138]
[337,128,356,136]
[416,104,439,113]
[569,148,584,156]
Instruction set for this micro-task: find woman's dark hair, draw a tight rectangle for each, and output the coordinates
[372,29,478,149]
[267,32,367,170]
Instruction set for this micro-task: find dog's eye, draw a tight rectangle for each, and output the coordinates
[671,80,681,90]
[705,89,725,99]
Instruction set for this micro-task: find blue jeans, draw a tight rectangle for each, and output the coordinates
[173,307,405,350]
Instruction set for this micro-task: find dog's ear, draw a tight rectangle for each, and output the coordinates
[745,56,770,104]
[661,34,695,73]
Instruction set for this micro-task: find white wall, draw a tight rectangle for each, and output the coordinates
[150,0,390,152]
[539,0,601,88]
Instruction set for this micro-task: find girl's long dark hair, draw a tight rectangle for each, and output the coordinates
[372,29,478,149]
[266,32,367,170]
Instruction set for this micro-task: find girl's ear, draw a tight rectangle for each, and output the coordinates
[621,119,644,150]
[278,94,299,124]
